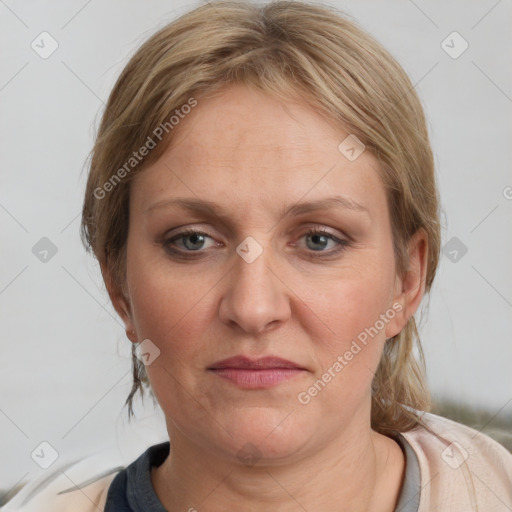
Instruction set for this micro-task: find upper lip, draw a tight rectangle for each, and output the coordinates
[208,356,305,370]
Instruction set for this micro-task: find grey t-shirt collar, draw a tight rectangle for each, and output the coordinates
[393,433,421,512]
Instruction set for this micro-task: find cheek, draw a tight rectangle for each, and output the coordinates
[125,244,220,374]
[126,262,217,416]
[292,259,395,398]
[300,264,394,349]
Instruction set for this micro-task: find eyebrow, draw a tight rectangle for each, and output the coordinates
[144,195,370,220]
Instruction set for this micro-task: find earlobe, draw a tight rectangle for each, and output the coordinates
[100,262,138,343]
[385,229,428,340]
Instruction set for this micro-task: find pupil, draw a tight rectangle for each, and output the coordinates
[309,234,327,250]
[185,234,204,250]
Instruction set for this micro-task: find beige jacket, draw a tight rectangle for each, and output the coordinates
[4,413,512,511]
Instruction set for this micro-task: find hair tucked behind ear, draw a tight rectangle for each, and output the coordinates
[81,0,441,433]
[372,319,431,434]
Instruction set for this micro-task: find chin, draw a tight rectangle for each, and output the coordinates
[206,408,316,465]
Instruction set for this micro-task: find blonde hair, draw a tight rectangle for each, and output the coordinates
[81,0,440,434]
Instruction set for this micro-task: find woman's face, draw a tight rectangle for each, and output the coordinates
[113,84,422,463]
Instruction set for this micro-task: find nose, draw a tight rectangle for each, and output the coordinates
[219,239,291,335]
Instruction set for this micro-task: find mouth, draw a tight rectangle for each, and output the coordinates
[207,356,308,389]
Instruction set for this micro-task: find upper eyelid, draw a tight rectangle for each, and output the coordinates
[166,225,342,239]
[166,221,344,236]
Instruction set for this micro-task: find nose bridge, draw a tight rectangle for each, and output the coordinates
[219,234,290,333]
[235,236,273,295]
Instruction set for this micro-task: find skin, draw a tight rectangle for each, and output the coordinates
[106,83,428,511]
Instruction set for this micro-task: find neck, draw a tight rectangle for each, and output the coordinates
[151,419,405,512]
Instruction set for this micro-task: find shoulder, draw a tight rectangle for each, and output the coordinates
[402,412,512,512]
[2,453,124,512]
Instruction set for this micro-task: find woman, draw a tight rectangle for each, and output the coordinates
[8,0,512,510]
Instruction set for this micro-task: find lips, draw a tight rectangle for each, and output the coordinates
[208,356,307,389]
[208,356,305,370]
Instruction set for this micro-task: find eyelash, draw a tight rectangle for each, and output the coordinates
[162,227,350,258]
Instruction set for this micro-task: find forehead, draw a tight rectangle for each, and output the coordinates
[131,84,387,220]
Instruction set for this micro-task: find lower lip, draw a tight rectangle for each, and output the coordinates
[209,368,305,388]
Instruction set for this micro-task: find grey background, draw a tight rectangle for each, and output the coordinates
[1,0,511,492]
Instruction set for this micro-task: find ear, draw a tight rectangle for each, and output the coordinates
[101,261,138,344]
[385,228,428,339]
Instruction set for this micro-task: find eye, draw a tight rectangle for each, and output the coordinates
[161,227,350,258]
[298,228,350,255]
[164,229,218,253]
